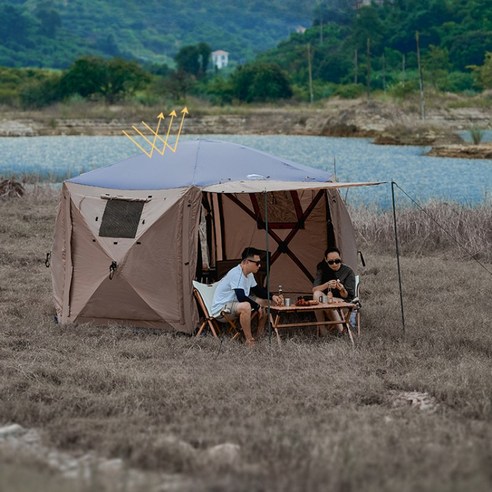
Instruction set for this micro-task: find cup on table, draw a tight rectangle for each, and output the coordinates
[284,297,291,307]
[322,294,328,304]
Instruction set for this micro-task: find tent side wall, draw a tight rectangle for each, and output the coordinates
[51,183,73,322]
[51,183,202,333]
[327,189,358,272]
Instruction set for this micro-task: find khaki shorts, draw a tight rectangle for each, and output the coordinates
[216,296,259,320]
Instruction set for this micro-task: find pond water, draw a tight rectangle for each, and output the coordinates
[0,134,491,208]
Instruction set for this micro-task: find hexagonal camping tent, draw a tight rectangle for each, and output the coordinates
[50,138,379,333]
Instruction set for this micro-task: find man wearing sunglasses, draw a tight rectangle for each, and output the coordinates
[312,247,356,335]
[212,247,283,347]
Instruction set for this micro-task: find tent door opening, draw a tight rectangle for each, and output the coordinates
[196,189,338,295]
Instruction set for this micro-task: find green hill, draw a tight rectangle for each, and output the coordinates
[0,0,316,68]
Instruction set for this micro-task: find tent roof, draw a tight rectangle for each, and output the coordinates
[68,138,332,190]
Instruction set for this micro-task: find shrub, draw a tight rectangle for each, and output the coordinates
[387,79,419,99]
[333,83,364,99]
[439,71,475,92]
[0,87,18,106]
[230,62,292,103]
[469,127,484,144]
[19,75,62,108]
[0,178,25,199]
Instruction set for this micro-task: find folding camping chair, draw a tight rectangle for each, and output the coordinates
[350,275,361,336]
[192,281,242,340]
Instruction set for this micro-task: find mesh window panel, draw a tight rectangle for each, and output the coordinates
[99,200,145,238]
[258,191,297,223]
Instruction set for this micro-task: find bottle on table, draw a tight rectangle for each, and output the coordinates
[327,289,334,304]
[278,285,284,306]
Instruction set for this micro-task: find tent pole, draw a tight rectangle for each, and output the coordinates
[391,181,405,333]
[263,190,272,343]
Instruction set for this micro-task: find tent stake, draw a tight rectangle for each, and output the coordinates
[391,181,405,333]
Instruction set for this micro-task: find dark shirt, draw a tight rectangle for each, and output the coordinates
[313,261,356,300]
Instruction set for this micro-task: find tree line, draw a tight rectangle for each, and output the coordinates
[0,0,313,69]
[255,0,492,100]
[1,0,492,108]
[0,44,293,108]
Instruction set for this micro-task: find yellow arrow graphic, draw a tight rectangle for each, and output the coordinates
[170,107,189,152]
[150,112,165,157]
[142,110,175,155]
[160,110,177,155]
[123,108,188,158]
[141,112,168,153]
[122,128,154,158]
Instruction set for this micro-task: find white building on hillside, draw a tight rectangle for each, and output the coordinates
[212,50,229,70]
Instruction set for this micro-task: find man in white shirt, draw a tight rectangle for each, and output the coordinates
[212,247,282,347]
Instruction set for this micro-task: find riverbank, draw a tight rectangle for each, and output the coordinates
[0,97,490,137]
[426,143,492,159]
[2,96,492,158]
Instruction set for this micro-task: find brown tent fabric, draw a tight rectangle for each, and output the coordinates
[51,183,202,331]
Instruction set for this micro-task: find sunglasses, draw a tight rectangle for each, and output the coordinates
[327,259,341,265]
[247,259,261,266]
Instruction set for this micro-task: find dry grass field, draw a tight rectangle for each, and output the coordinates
[0,187,491,492]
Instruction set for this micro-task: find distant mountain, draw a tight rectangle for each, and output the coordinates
[0,0,316,68]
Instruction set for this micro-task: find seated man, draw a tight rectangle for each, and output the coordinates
[211,247,282,347]
[312,247,355,335]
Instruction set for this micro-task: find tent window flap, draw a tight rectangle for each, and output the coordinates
[249,191,304,229]
[99,199,145,238]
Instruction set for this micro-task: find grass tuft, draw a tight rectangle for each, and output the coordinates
[350,201,492,262]
[469,127,485,145]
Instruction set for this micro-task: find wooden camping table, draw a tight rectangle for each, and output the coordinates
[268,300,356,346]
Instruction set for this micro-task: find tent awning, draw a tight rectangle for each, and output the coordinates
[202,180,386,193]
